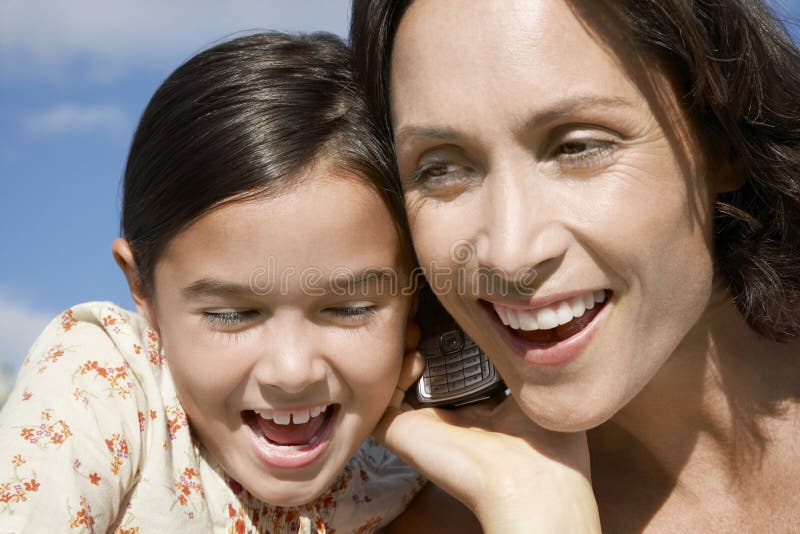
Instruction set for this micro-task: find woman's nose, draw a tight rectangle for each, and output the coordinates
[253,315,328,395]
[475,163,571,282]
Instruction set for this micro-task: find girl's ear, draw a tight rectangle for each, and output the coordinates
[111,238,158,331]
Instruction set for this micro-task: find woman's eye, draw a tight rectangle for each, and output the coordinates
[202,310,259,328]
[326,305,378,322]
[407,161,469,190]
[553,139,617,167]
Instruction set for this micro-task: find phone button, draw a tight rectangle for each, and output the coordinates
[445,352,463,364]
[430,374,448,386]
[448,379,466,392]
[429,364,447,376]
[481,361,492,378]
[462,354,481,368]
[428,356,447,367]
[465,374,483,387]
[432,383,449,395]
[463,364,481,378]
[447,370,465,382]
[462,346,480,358]
[445,361,463,373]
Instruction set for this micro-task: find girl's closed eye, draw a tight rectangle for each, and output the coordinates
[325,303,378,324]
[202,309,260,330]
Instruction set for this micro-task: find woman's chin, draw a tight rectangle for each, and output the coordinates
[514,385,621,433]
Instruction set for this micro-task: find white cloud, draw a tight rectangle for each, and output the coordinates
[0,293,55,372]
[0,0,352,81]
[23,103,129,136]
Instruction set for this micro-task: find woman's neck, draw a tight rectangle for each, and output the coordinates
[590,290,800,515]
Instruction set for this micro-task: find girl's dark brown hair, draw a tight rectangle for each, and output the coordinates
[121,31,405,293]
[350,0,800,341]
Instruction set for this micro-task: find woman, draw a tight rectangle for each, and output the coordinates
[351,0,800,531]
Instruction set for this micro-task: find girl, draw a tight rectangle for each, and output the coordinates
[0,32,423,533]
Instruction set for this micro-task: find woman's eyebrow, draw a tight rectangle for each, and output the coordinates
[517,95,635,131]
[394,95,636,149]
[394,125,460,150]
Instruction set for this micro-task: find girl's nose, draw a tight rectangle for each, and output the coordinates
[252,314,328,395]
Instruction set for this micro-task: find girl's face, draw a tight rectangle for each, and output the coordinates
[141,166,411,506]
[390,0,731,431]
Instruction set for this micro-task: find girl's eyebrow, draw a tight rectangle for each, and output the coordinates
[329,267,399,291]
[182,278,254,300]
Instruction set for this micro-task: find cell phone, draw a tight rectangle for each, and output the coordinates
[415,283,505,407]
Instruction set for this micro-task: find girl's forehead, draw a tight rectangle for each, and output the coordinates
[154,173,406,296]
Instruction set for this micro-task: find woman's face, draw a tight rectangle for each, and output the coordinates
[390,0,728,430]
[142,166,412,506]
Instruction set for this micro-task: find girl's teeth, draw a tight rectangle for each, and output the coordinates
[292,410,310,424]
[253,405,328,425]
[492,290,607,332]
[273,412,291,425]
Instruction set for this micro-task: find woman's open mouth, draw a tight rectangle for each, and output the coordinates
[243,404,338,469]
[483,289,612,366]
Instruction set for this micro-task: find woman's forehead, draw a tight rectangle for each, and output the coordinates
[391,0,652,136]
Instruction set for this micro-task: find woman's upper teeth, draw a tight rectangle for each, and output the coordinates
[254,404,327,425]
[493,290,606,331]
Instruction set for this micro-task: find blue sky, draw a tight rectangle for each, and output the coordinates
[0,1,798,371]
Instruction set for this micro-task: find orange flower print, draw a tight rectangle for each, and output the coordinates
[234,518,245,534]
[102,309,128,334]
[104,434,129,475]
[21,389,32,401]
[145,330,164,368]
[150,410,157,420]
[89,473,101,486]
[68,496,96,531]
[355,516,381,534]
[1,455,41,506]
[18,410,73,448]
[165,404,188,440]
[37,343,66,374]
[132,343,142,355]
[77,360,133,399]
[137,411,145,432]
[115,528,140,534]
[72,387,91,407]
[60,309,78,332]
[173,465,203,515]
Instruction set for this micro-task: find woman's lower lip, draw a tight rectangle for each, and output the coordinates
[246,406,338,470]
[484,297,611,366]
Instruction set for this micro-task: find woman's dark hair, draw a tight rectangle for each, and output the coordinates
[122,31,405,293]
[350,0,800,341]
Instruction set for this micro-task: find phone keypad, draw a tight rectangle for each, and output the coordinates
[422,338,497,396]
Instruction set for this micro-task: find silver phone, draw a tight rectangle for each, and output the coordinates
[416,284,504,407]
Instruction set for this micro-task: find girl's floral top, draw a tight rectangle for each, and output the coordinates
[0,302,425,533]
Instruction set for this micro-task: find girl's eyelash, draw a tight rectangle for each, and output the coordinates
[327,305,378,320]
[202,310,258,328]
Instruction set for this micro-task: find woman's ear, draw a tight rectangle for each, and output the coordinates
[111,238,158,330]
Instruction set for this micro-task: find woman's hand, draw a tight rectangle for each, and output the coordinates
[379,350,601,533]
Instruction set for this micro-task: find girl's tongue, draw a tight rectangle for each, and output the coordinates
[252,410,328,446]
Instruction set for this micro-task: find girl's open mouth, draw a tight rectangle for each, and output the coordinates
[483,289,612,365]
[243,404,338,469]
